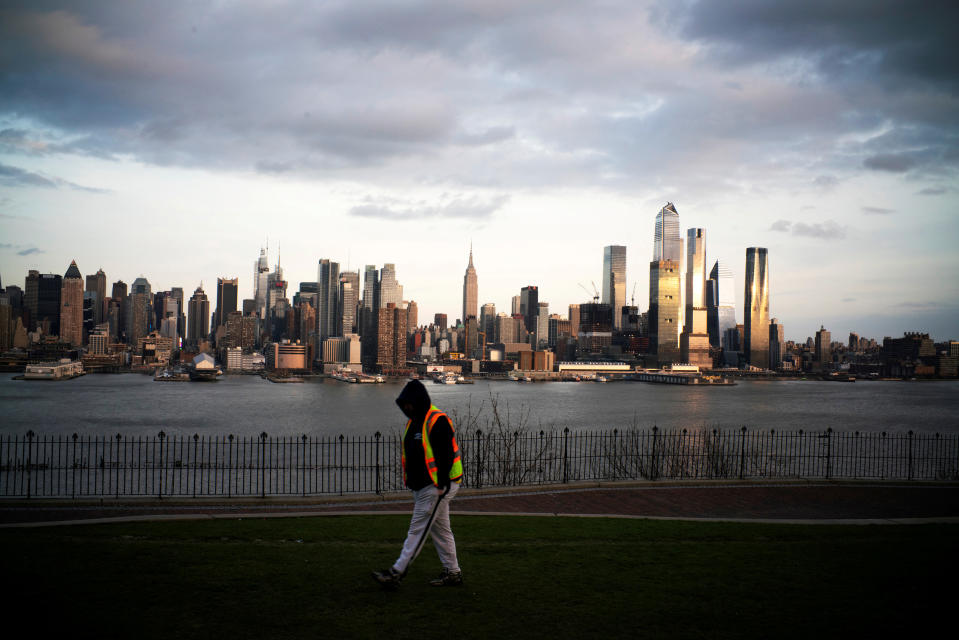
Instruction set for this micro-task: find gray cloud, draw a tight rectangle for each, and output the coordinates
[812,175,839,190]
[0,1,955,195]
[863,153,917,173]
[770,219,846,239]
[17,247,44,256]
[0,161,107,192]
[842,297,855,303]
[862,206,894,215]
[349,194,509,220]
[917,186,947,195]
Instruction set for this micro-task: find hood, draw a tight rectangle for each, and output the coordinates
[396,379,432,419]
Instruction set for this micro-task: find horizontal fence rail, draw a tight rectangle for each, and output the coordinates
[1,428,957,498]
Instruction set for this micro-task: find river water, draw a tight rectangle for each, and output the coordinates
[2,374,957,437]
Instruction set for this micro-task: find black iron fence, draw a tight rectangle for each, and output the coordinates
[2,427,957,498]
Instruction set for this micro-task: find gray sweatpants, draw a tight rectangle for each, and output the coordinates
[392,482,460,575]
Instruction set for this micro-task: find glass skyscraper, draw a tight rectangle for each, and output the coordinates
[744,247,770,369]
[602,245,626,330]
[653,203,682,262]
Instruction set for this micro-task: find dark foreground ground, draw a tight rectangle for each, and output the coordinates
[2,482,957,639]
[2,480,958,525]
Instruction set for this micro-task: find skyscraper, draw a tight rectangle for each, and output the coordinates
[60,260,84,346]
[37,273,62,337]
[520,286,538,335]
[653,202,684,335]
[744,247,770,369]
[648,259,681,364]
[338,271,359,336]
[480,303,496,342]
[769,318,785,370]
[378,263,402,308]
[602,245,627,330]
[253,247,270,319]
[188,284,210,347]
[462,246,478,322]
[653,203,683,263]
[128,277,152,345]
[316,258,340,342]
[85,268,107,325]
[214,278,239,332]
[24,270,39,331]
[680,229,711,368]
[815,325,831,367]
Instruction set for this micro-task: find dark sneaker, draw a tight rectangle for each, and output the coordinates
[429,569,463,587]
[372,567,402,589]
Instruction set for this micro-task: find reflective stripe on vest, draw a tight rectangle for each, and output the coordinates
[402,404,464,487]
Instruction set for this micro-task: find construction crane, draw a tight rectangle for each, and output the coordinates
[578,282,599,303]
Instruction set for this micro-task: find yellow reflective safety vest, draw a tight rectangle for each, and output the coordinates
[402,405,464,487]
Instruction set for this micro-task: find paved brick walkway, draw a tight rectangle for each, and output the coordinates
[2,481,958,526]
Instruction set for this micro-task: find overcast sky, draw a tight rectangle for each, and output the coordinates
[1,0,957,341]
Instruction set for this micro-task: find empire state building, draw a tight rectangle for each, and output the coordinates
[462,246,478,322]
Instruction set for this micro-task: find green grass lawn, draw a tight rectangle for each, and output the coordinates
[3,515,955,639]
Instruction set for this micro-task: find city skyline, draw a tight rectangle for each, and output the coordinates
[1,2,957,341]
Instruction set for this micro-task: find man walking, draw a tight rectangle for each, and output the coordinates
[373,379,464,588]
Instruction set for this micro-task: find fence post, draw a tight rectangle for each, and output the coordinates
[259,432,267,498]
[612,429,618,481]
[739,426,747,480]
[192,434,199,498]
[825,428,832,480]
[227,434,234,498]
[157,431,165,499]
[338,435,345,496]
[908,430,914,481]
[475,429,483,489]
[302,435,308,498]
[374,432,381,495]
[651,426,659,481]
[71,433,78,499]
[25,430,34,499]
[115,433,122,499]
[563,427,569,484]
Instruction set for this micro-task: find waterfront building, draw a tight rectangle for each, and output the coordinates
[214,278,239,332]
[225,311,257,351]
[59,260,84,347]
[272,341,309,371]
[82,291,97,343]
[316,258,340,343]
[127,277,152,345]
[649,259,681,364]
[568,304,580,343]
[534,302,549,349]
[602,245,627,330]
[577,302,613,354]
[653,202,684,332]
[462,246,478,322]
[85,268,107,325]
[680,229,711,368]
[0,294,11,351]
[848,332,860,352]
[24,270,39,331]
[88,326,109,355]
[187,284,210,347]
[707,260,736,353]
[744,247,770,369]
[769,319,785,370]
[520,286,539,335]
[37,273,62,337]
[297,302,315,345]
[815,325,831,367]
[495,313,519,344]
[377,302,408,372]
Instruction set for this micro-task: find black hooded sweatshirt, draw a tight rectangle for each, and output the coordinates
[396,380,456,491]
